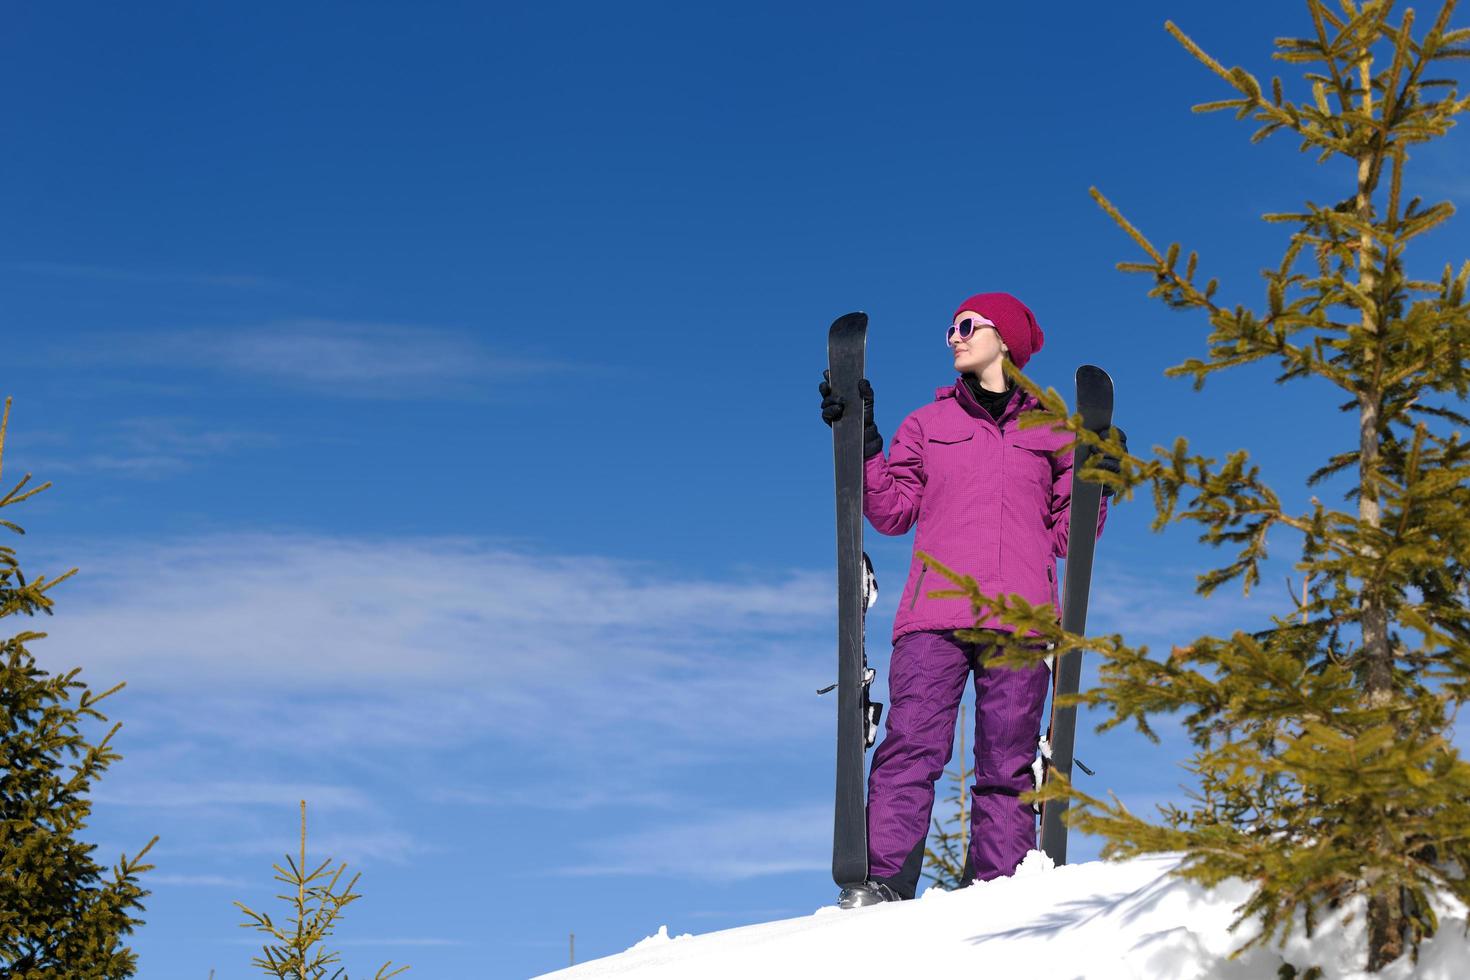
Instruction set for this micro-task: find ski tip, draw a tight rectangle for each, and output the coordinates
[1075,364,1113,389]
[1074,365,1114,426]
[828,312,868,338]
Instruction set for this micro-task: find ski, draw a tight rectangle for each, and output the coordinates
[827,311,881,890]
[1039,364,1114,866]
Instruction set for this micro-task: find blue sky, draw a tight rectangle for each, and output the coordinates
[3,1,1467,977]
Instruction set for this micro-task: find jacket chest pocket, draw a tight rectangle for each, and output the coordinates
[924,431,975,485]
[1005,431,1054,490]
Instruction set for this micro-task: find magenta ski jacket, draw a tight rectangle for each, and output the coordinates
[864,379,1108,643]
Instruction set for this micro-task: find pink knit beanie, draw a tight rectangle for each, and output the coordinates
[952,292,1045,368]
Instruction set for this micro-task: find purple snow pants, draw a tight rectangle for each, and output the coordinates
[866,629,1051,899]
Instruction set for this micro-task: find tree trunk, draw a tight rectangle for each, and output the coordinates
[1354,52,1399,975]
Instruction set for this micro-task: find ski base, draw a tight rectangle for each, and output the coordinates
[828,311,874,889]
[1038,365,1114,867]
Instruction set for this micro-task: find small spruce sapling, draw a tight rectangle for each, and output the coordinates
[235,801,407,980]
[922,705,973,890]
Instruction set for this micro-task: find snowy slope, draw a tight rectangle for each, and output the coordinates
[535,852,1470,980]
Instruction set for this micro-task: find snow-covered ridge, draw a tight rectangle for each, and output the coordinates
[536,852,1470,980]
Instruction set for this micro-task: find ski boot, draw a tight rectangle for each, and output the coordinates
[837,880,902,909]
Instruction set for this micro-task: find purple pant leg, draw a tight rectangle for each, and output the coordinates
[865,630,970,894]
[967,634,1051,881]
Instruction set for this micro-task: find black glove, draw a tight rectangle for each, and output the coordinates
[819,371,883,459]
[1088,425,1127,498]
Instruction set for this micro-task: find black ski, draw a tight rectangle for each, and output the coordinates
[826,312,881,889]
[1039,364,1114,866]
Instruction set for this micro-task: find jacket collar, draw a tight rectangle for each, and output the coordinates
[939,377,1033,427]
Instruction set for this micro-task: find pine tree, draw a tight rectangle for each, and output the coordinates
[922,705,972,890]
[236,801,407,980]
[0,398,157,977]
[921,1,1470,971]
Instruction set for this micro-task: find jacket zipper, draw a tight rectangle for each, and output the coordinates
[908,565,928,611]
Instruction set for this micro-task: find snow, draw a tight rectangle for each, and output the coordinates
[535,852,1470,979]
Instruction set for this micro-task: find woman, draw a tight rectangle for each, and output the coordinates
[819,291,1122,907]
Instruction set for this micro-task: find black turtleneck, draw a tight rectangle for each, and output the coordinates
[962,373,1015,421]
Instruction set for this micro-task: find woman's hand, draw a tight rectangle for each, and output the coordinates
[1089,425,1127,497]
[819,372,883,458]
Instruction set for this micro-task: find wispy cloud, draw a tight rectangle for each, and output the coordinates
[35,533,833,763]
[35,321,559,399]
[196,829,427,866]
[428,785,680,810]
[683,908,809,921]
[43,533,826,679]
[1085,560,1286,651]
[224,936,466,948]
[149,873,249,888]
[96,780,374,811]
[120,320,559,397]
[29,417,275,477]
[561,804,831,881]
[333,938,467,948]
[5,260,277,289]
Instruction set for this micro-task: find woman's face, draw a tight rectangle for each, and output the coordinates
[949,310,1007,375]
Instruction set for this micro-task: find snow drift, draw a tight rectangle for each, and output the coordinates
[535,852,1470,980]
